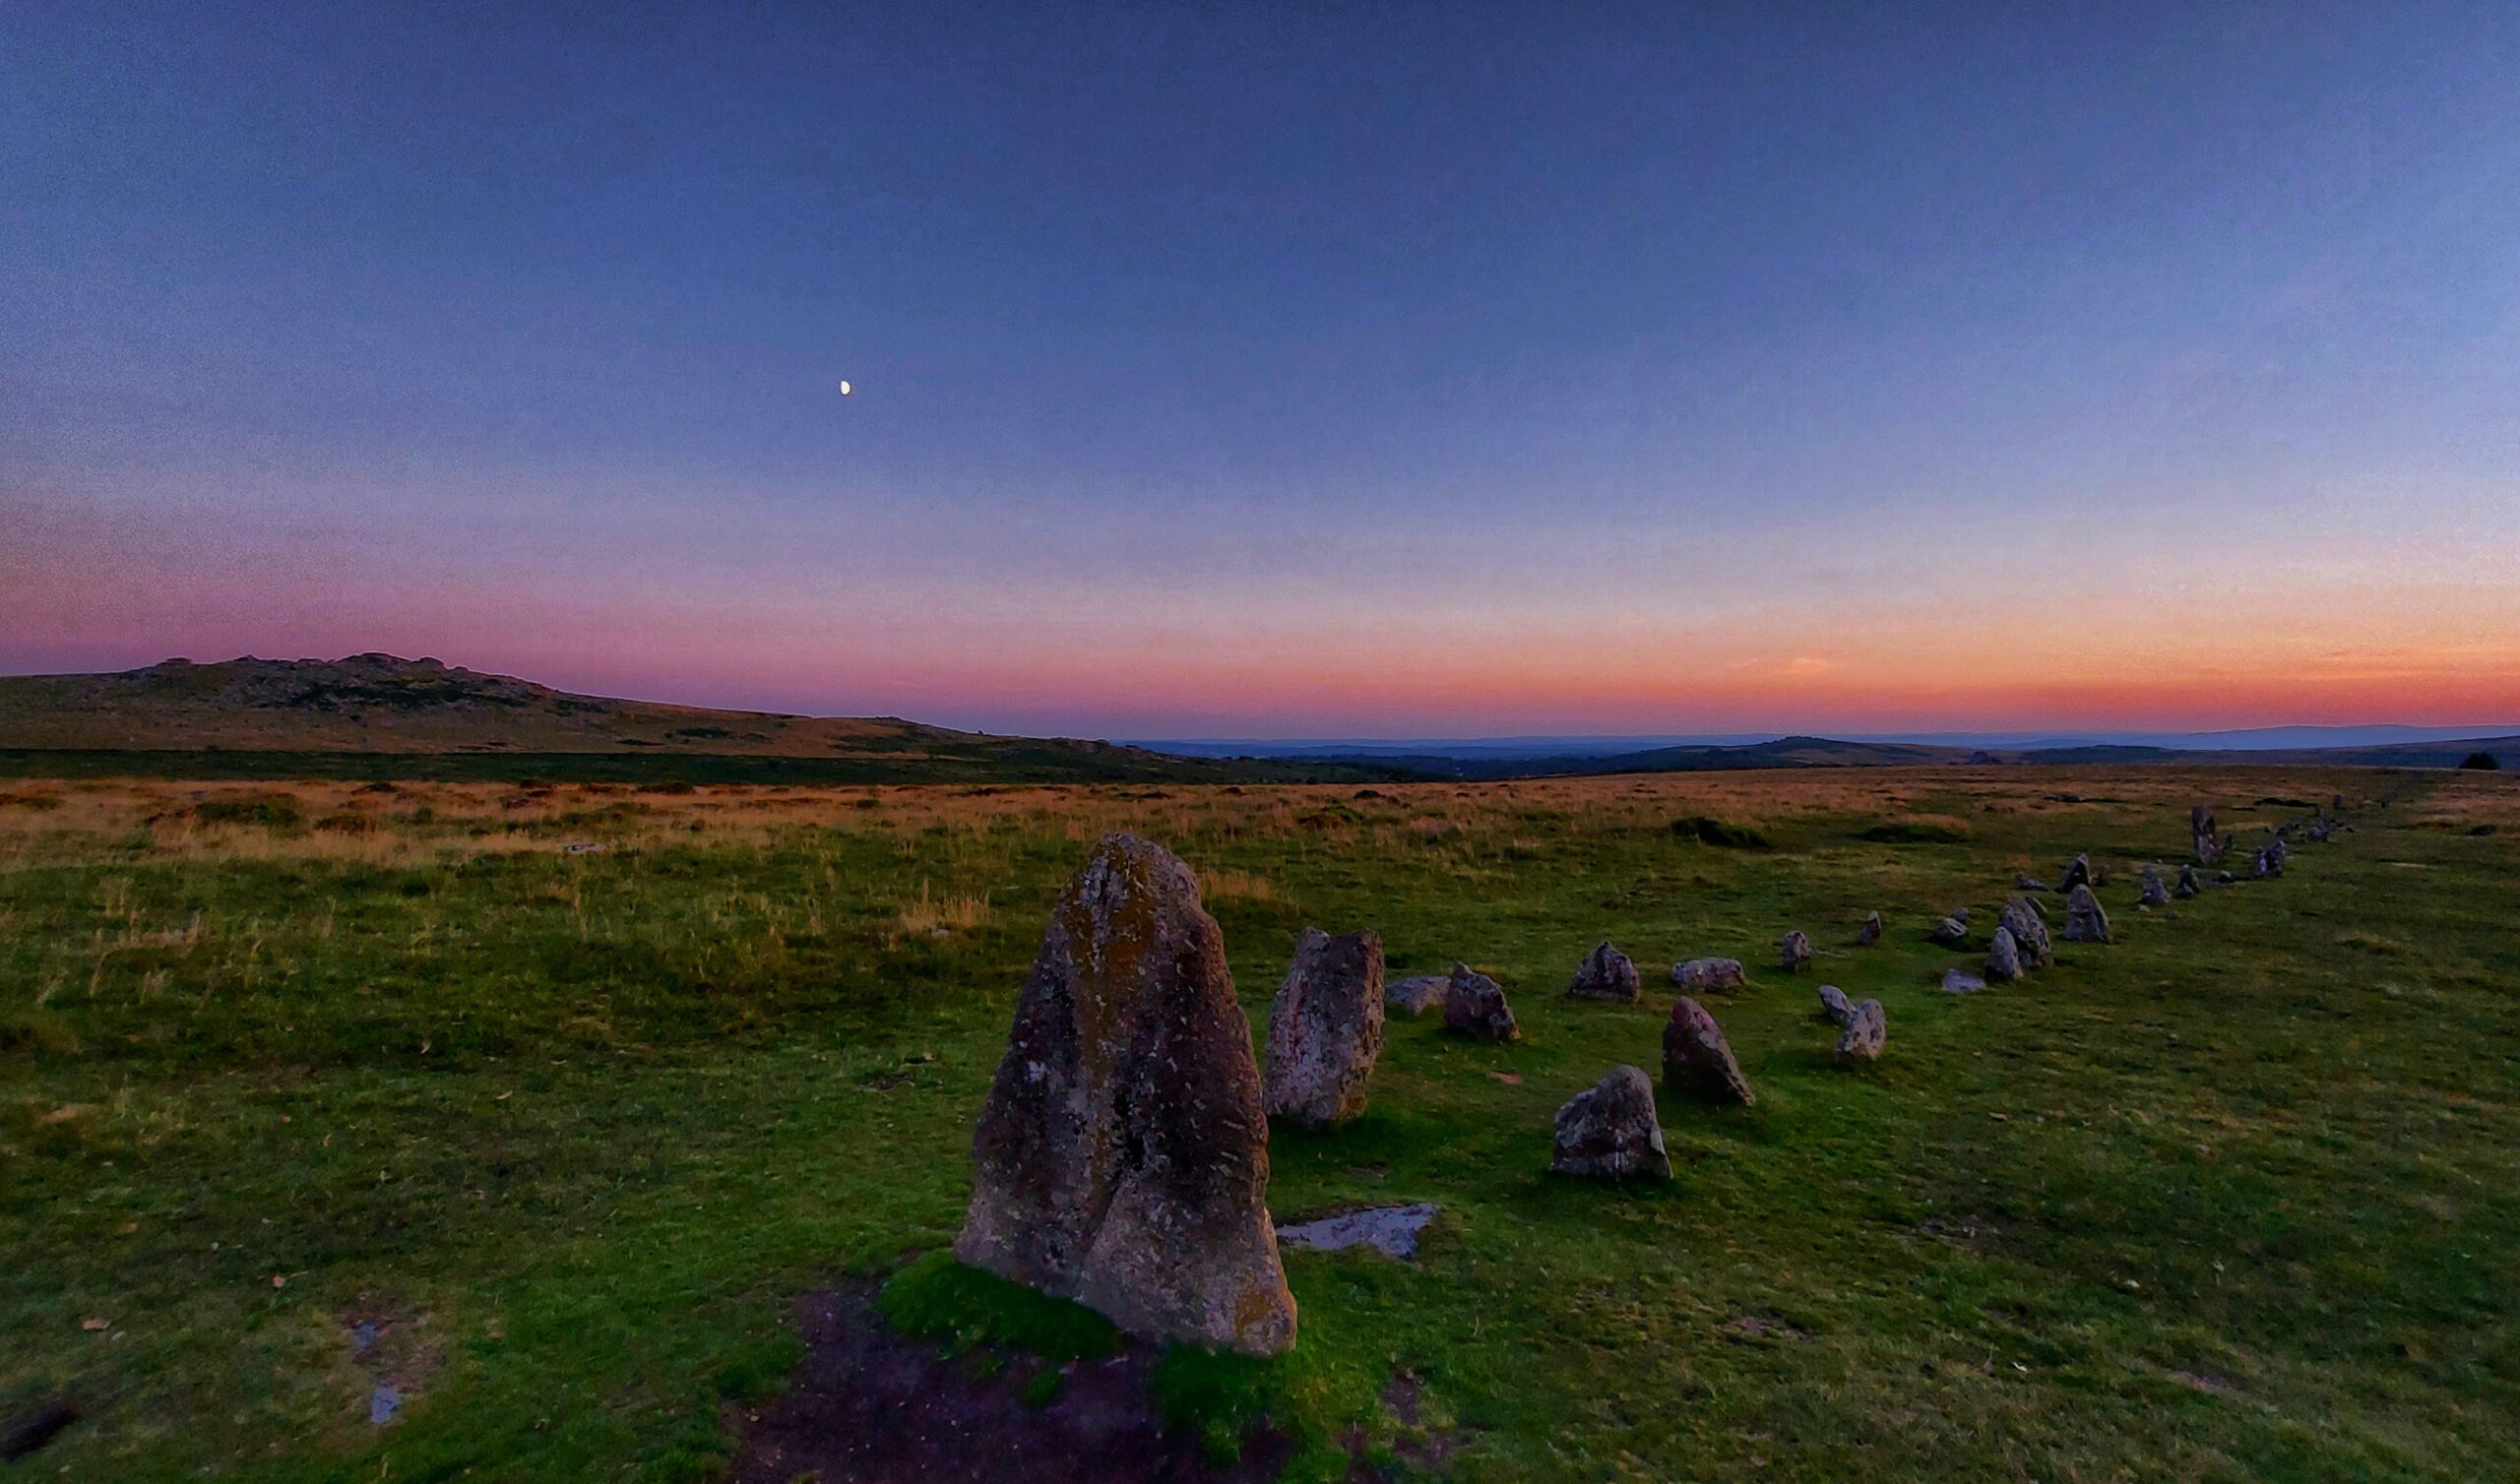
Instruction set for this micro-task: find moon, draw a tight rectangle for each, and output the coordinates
[839,380,852,397]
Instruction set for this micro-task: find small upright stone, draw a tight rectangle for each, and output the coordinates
[1548,1066,1670,1179]
[2252,844,2282,879]
[1856,911,1882,947]
[1780,931,1814,973]
[1985,925,2021,981]
[2191,804,2221,864]
[1385,973,1448,1017]
[2137,868,2171,908]
[2016,871,2050,893]
[2062,883,2110,943]
[1836,998,1887,1060]
[1816,984,1856,1025]
[1662,997,1754,1105]
[1443,963,1518,1042]
[1997,896,2051,968]
[1672,958,1749,992]
[2057,854,2093,894]
[1264,928,1385,1131]
[957,834,1295,1355]
[2174,863,2200,898]
[1565,941,1641,1003]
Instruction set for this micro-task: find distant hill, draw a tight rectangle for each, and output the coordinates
[0,655,1387,784]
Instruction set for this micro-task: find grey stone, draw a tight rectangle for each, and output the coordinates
[1264,928,1386,1131]
[1856,910,1882,947]
[1816,984,1856,1025]
[1443,962,1518,1042]
[1928,913,1971,947]
[2174,863,2200,898]
[1565,940,1641,1003]
[1837,998,1888,1058]
[2137,868,2171,908]
[1780,930,1814,973]
[1940,968,1986,994]
[1997,896,2051,968]
[1985,926,2021,981]
[1662,997,1754,1106]
[2016,872,2050,893]
[1274,1203,1438,1261]
[2062,883,2110,943]
[2058,854,2093,894]
[1548,1066,1670,1180]
[1385,973,1448,1017]
[958,833,1296,1356]
[1672,958,1749,992]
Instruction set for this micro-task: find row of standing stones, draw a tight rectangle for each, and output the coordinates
[954,799,2351,1356]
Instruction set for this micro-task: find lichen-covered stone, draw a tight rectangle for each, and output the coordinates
[1548,1066,1670,1179]
[1985,926,2021,981]
[1662,997,1754,1105]
[2058,854,2093,894]
[1780,931,1814,973]
[1672,958,1748,992]
[1443,963,1518,1042]
[2062,883,2110,943]
[1997,896,2051,968]
[1816,984,1856,1025]
[957,834,1296,1356]
[1928,913,1971,947]
[2137,868,2171,908]
[1837,998,1887,1059]
[1385,973,1448,1017]
[1565,941,1641,1003]
[1263,928,1385,1131]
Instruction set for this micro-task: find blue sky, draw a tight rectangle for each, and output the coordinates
[6,3,2516,734]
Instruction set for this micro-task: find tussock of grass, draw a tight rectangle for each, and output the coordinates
[1197,866,1279,901]
[1671,814,1770,848]
[1859,816,1973,844]
[891,880,989,938]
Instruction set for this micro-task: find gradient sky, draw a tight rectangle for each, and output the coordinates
[6,3,2518,737]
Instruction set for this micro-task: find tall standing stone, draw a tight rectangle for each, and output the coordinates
[2062,883,2110,943]
[1985,925,2021,981]
[1662,998,1754,1105]
[1997,896,2051,968]
[2191,804,2221,864]
[1548,1067,1670,1179]
[1836,998,1887,1061]
[1780,931,1814,973]
[1565,941,1641,1002]
[1443,963,1518,1042]
[2058,854,2093,894]
[956,834,1296,1356]
[1263,928,1385,1131]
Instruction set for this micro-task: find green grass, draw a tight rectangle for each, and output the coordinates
[2,768,2517,1479]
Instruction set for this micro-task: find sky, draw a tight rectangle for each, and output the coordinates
[6,2,2518,738]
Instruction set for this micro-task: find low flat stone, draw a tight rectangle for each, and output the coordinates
[1274,1203,1439,1261]
[1548,1066,1670,1180]
[1939,968,1986,994]
[1386,974,1448,1017]
[1928,913,1971,947]
[1672,958,1748,992]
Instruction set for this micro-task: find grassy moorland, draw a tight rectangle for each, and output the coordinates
[2,767,2516,1480]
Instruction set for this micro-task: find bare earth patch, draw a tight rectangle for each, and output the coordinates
[727,1285,1294,1484]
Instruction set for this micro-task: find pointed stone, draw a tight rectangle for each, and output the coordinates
[1264,928,1385,1131]
[1662,997,1754,1105]
[1997,897,2051,968]
[1816,984,1856,1025]
[957,834,1295,1355]
[1442,963,1518,1042]
[1985,926,2021,981]
[2057,854,2093,894]
[2137,868,2171,908]
[1855,910,1881,946]
[1565,941,1641,1003]
[2062,883,2110,943]
[1548,1066,1670,1179]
